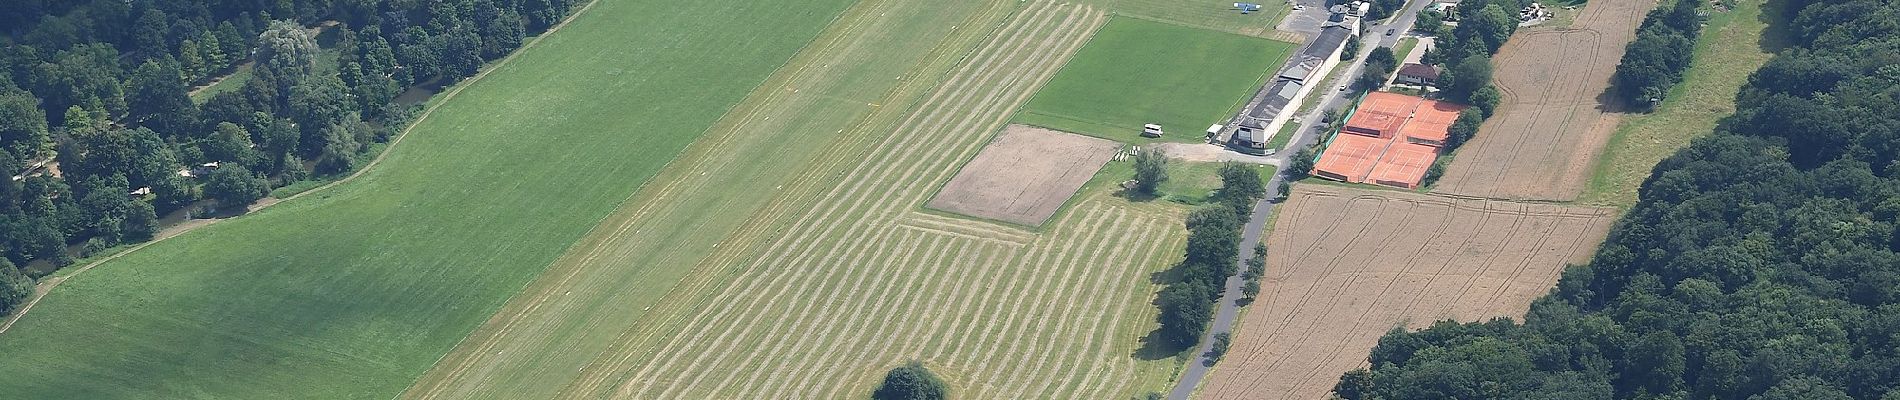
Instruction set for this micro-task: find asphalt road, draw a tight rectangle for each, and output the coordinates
[1164,1,1434,398]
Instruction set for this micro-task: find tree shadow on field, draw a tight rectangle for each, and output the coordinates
[1757,0,1795,53]
[1134,328,1192,361]
[1133,260,1195,361]
[1115,187,1163,203]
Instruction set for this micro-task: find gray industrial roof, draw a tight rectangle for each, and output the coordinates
[1303,24,1353,60]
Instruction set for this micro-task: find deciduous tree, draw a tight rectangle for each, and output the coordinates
[203,165,267,209]
[871,361,947,400]
[1133,146,1168,195]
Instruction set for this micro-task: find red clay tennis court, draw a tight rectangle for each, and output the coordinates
[1358,92,1422,119]
[1342,92,1420,137]
[1399,100,1466,146]
[1312,133,1387,182]
[1369,143,1437,188]
[1310,92,1462,188]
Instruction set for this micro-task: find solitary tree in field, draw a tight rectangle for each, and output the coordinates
[872,361,947,400]
[1133,147,1168,195]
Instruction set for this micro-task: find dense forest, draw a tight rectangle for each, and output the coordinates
[0,0,575,313]
[1338,0,1900,398]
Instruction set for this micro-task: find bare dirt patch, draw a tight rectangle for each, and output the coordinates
[1154,142,1277,165]
[1430,0,1655,201]
[1200,184,1614,400]
[927,124,1119,226]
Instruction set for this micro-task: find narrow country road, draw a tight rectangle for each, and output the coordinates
[1166,0,1433,398]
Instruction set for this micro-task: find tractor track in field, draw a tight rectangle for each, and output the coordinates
[1200,185,1614,400]
[1431,0,1655,201]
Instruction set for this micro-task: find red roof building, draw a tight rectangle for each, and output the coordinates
[1396,63,1440,86]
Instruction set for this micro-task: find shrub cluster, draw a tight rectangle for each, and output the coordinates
[872,361,947,400]
[1612,0,1702,109]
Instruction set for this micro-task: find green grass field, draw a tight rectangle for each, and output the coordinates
[1579,0,1780,207]
[1015,17,1294,144]
[1094,160,1277,205]
[1080,0,1295,39]
[0,0,856,397]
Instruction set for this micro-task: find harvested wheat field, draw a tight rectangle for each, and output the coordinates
[927,125,1120,226]
[1199,185,1614,400]
[1430,0,1655,201]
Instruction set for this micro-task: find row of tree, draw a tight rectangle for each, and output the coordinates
[1612,0,1703,109]
[1411,0,1516,187]
[1336,0,1900,397]
[1153,163,1265,349]
[0,0,574,293]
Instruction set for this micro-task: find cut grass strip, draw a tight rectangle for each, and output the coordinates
[1578,0,1780,207]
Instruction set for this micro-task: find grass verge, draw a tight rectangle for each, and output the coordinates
[1577,0,1778,207]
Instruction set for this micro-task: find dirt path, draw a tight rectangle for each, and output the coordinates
[1429,0,1655,201]
[0,2,600,336]
[1154,142,1281,166]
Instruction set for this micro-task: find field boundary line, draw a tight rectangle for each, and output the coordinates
[0,0,612,337]
[894,222,1030,247]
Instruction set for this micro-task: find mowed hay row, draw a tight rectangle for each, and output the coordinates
[612,4,1107,395]
[1199,185,1613,400]
[1430,0,1656,201]
[559,3,1188,398]
[398,0,1030,398]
